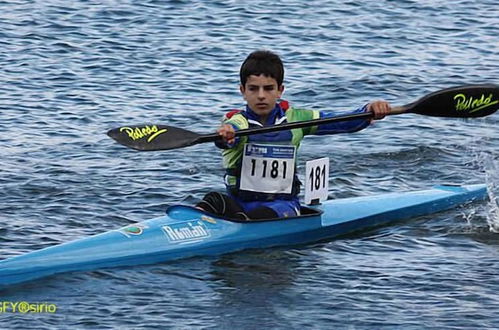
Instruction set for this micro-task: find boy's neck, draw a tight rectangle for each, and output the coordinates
[258,115,269,125]
[246,104,276,125]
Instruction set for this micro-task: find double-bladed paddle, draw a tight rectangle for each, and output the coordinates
[107,84,499,151]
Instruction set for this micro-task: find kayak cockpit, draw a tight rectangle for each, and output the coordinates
[165,205,323,223]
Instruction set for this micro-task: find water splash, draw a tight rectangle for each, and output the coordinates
[480,153,499,232]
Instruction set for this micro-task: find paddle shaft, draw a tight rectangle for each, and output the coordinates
[196,105,406,144]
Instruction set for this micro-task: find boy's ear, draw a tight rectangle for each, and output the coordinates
[278,85,285,97]
[239,84,246,99]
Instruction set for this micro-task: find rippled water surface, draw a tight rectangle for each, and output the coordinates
[1,0,498,328]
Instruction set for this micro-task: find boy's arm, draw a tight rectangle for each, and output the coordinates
[291,101,389,136]
[313,105,371,135]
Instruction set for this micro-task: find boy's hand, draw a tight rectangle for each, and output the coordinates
[217,124,236,145]
[367,100,391,120]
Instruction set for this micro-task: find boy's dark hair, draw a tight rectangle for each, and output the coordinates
[240,50,284,87]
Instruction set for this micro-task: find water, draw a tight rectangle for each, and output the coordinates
[1,0,498,328]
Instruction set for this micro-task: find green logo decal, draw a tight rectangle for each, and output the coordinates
[454,93,499,113]
[118,223,149,237]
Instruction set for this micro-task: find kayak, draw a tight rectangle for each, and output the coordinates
[0,184,487,287]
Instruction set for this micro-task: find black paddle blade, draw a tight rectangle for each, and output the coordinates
[107,125,202,151]
[407,84,499,118]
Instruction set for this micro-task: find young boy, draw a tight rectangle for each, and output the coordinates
[196,50,390,220]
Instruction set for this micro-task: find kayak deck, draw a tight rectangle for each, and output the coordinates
[0,184,488,287]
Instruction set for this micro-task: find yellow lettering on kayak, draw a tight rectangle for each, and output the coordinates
[119,125,167,143]
[454,93,498,114]
[201,215,217,224]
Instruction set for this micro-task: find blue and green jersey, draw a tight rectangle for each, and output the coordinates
[217,100,371,203]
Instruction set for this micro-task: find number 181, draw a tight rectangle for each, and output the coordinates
[309,164,326,191]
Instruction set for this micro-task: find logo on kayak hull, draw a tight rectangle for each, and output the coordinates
[118,223,149,237]
[162,221,210,244]
[201,215,216,224]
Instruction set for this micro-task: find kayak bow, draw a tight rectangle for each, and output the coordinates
[0,184,487,286]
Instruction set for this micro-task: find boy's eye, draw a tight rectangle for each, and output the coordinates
[247,85,275,92]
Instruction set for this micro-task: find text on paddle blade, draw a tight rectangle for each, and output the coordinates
[454,93,499,114]
[119,125,167,142]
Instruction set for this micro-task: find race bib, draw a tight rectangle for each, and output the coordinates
[240,143,296,194]
[304,157,330,204]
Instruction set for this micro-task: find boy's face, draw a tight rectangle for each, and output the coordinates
[240,74,284,119]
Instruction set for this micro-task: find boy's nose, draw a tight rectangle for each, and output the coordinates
[258,88,265,98]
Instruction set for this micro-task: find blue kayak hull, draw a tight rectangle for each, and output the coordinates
[0,184,487,286]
